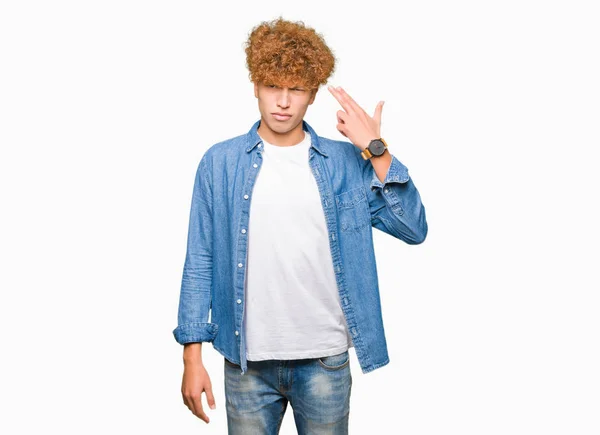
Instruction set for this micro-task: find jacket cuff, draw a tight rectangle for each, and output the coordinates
[173,322,219,344]
[370,154,410,190]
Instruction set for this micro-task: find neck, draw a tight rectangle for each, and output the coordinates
[257,118,305,147]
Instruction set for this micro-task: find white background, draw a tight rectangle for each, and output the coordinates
[1,1,599,434]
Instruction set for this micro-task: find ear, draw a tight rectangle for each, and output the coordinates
[254,82,259,98]
[308,88,318,105]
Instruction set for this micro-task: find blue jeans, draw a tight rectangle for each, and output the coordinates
[223,350,352,434]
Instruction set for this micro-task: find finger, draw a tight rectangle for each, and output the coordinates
[182,388,191,409]
[327,85,343,105]
[336,110,347,124]
[185,393,197,415]
[328,86,353,114]
[205,385,216,410]
[336,123,348,137]
[373,101,384,124]
[184,393,197,415]
[336,87,363,115]
[335,87,357,115]
[191,395,209,423]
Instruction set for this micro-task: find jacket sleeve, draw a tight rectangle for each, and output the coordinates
[356,148,428,244]
[172,154,219,344]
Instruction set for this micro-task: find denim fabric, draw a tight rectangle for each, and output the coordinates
[173,119,428,375]
[224,350,352,434]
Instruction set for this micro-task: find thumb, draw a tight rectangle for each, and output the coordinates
[373,101,384,124]
[206,385,216,410]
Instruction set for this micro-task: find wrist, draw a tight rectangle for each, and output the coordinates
[183,342,203,364]
[361,137,388,160]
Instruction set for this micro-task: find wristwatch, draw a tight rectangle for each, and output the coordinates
[361,138,388,160]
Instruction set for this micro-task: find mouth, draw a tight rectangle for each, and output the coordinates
[272,113,292,121]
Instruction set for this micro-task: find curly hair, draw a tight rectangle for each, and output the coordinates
[244,17,336,90]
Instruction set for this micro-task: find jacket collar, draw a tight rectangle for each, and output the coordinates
[245,119,328,157]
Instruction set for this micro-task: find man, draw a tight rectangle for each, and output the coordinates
[173,17,427,434]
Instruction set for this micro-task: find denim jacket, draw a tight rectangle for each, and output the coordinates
[173,119,427,375]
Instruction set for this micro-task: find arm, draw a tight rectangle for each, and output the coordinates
[173,154,218,345]
[357,147,428,244]
[327,85,427,244]
[173,155,218,424]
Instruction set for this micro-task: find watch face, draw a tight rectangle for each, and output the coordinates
[369,139,386,156]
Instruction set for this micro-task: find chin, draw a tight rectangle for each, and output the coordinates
[267,119,295,134]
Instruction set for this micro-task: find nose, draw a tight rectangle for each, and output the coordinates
[277,88,291,109]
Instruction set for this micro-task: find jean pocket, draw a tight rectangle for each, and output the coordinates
[318,350,350,370]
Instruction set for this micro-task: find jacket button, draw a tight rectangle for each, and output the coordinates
[253,163,258,168]
[238,263,243,268]
[241,229,246,234]
[235,330,239,336]
[244,194,249,200]
[237,299,242,304]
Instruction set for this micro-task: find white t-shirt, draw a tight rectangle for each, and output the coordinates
[244,130,353,361]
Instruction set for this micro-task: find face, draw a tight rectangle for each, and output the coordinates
[254,81,317,145]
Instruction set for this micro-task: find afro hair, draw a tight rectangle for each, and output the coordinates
[244,17,336,90]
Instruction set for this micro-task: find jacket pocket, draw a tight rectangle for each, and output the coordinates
[335,187,370,232]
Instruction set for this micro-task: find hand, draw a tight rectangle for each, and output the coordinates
[327,85,384,149]
[181,361,216,424]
